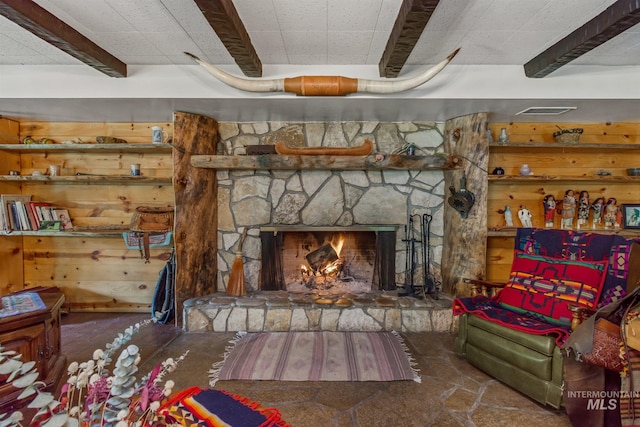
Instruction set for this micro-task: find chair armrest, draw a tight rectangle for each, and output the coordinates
[567,304,596,331]
[463,278,507,297]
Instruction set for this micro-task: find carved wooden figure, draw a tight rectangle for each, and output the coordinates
[543,195,556,228]
[591,197,605,229]
[518,205,532,227]
[604,197,618,229]
[561,189,576,229]
[577,190,589,229]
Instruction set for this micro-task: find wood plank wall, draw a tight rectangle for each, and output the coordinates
[10,121,174,311]
[486,122,640,282]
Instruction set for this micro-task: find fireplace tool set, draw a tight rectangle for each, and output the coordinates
[399,214,440,299]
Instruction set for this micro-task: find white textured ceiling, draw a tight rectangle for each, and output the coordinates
[1,0,640,123]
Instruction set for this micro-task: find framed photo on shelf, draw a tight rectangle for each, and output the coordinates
[622,204,640,229]
[53,209,73,230]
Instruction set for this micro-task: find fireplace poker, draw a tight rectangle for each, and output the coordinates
[400,214,421,297]
[421,213,440,300]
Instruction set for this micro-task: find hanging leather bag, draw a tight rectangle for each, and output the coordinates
[581,318,623,372]
[130,206,174,262]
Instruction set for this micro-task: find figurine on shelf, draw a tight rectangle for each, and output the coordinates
[504,205,514,227]
[518,205,532,227]
[560,189,576,229]
[591,197,604,228]
[543,195,556,228]
[577,190,590,229]
[604,197,618,229]
[616,205,623,228]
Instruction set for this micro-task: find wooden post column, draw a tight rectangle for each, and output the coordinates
[442,113,489,296]
[173,112,219,326]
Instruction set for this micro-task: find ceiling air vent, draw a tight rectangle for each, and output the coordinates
[516,107,577,115]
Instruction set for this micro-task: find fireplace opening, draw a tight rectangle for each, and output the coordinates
[260,226,397,294]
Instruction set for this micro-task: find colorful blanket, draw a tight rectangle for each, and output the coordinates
[210,331,421,385]
[453,228,639,347]
[159,387,290,427]
[453,295,572,346]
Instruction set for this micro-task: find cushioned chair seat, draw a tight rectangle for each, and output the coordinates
[456,313,564,408]
[467,313,557,356]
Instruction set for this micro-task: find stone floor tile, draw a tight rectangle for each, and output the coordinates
[277,401,338,427]
[315,382,384,410]
[471,406,572,427]
[444,388,479,411]
[480,381,550,411]
[430,410,468,427]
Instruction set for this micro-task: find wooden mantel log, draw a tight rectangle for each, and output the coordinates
[190,153,459,171]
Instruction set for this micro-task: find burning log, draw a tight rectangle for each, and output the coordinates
[305,243,339,272]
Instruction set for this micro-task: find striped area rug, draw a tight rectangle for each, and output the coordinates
[209,331,421,385]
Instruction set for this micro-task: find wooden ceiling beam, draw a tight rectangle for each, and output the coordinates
[0,0,126,78]
[524,0,640,78]
[378,0,440,78]
[193,0,262,77]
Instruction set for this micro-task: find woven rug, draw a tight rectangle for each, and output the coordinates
[159,386,290,426]
[209,331,421,386]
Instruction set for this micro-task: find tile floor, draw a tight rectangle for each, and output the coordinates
[60,312,571,427]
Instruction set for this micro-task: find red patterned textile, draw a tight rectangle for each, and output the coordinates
[497,251,608,326]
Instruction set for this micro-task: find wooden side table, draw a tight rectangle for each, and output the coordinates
[0,289,66,413]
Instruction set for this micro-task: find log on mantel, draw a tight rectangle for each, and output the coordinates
[190,153,459,170]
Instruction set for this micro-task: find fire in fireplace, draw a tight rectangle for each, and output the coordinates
[260,226,396,294]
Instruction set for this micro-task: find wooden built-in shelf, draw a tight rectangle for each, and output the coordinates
[0,143,173,153]
[0,175,172,184]
[191,153,459,171]
[488,227,640,237]
[0,229,127,237]
[490,142,640,150]
[489,175,640,182]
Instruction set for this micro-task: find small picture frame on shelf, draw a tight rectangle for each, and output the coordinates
[53,209,73,230]
[622,204,640,229]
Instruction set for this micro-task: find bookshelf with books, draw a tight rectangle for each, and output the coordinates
[0,118,174,311]
[0,196,74,233]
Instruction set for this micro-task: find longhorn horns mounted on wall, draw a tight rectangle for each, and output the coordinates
[184,48,460,97]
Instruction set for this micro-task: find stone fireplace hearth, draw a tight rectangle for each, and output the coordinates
[184,291,455,333]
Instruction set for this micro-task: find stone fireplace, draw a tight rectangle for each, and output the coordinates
[215,120,448,295]
[175,112,488,332]
[178,115,491,334]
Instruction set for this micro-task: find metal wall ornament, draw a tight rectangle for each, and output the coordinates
[448,173,475,219]
[185,49,460,96]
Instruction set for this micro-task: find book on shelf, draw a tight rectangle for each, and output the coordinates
[29,201,52,229]
[15,201,31,231]
[1,194,32,231]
